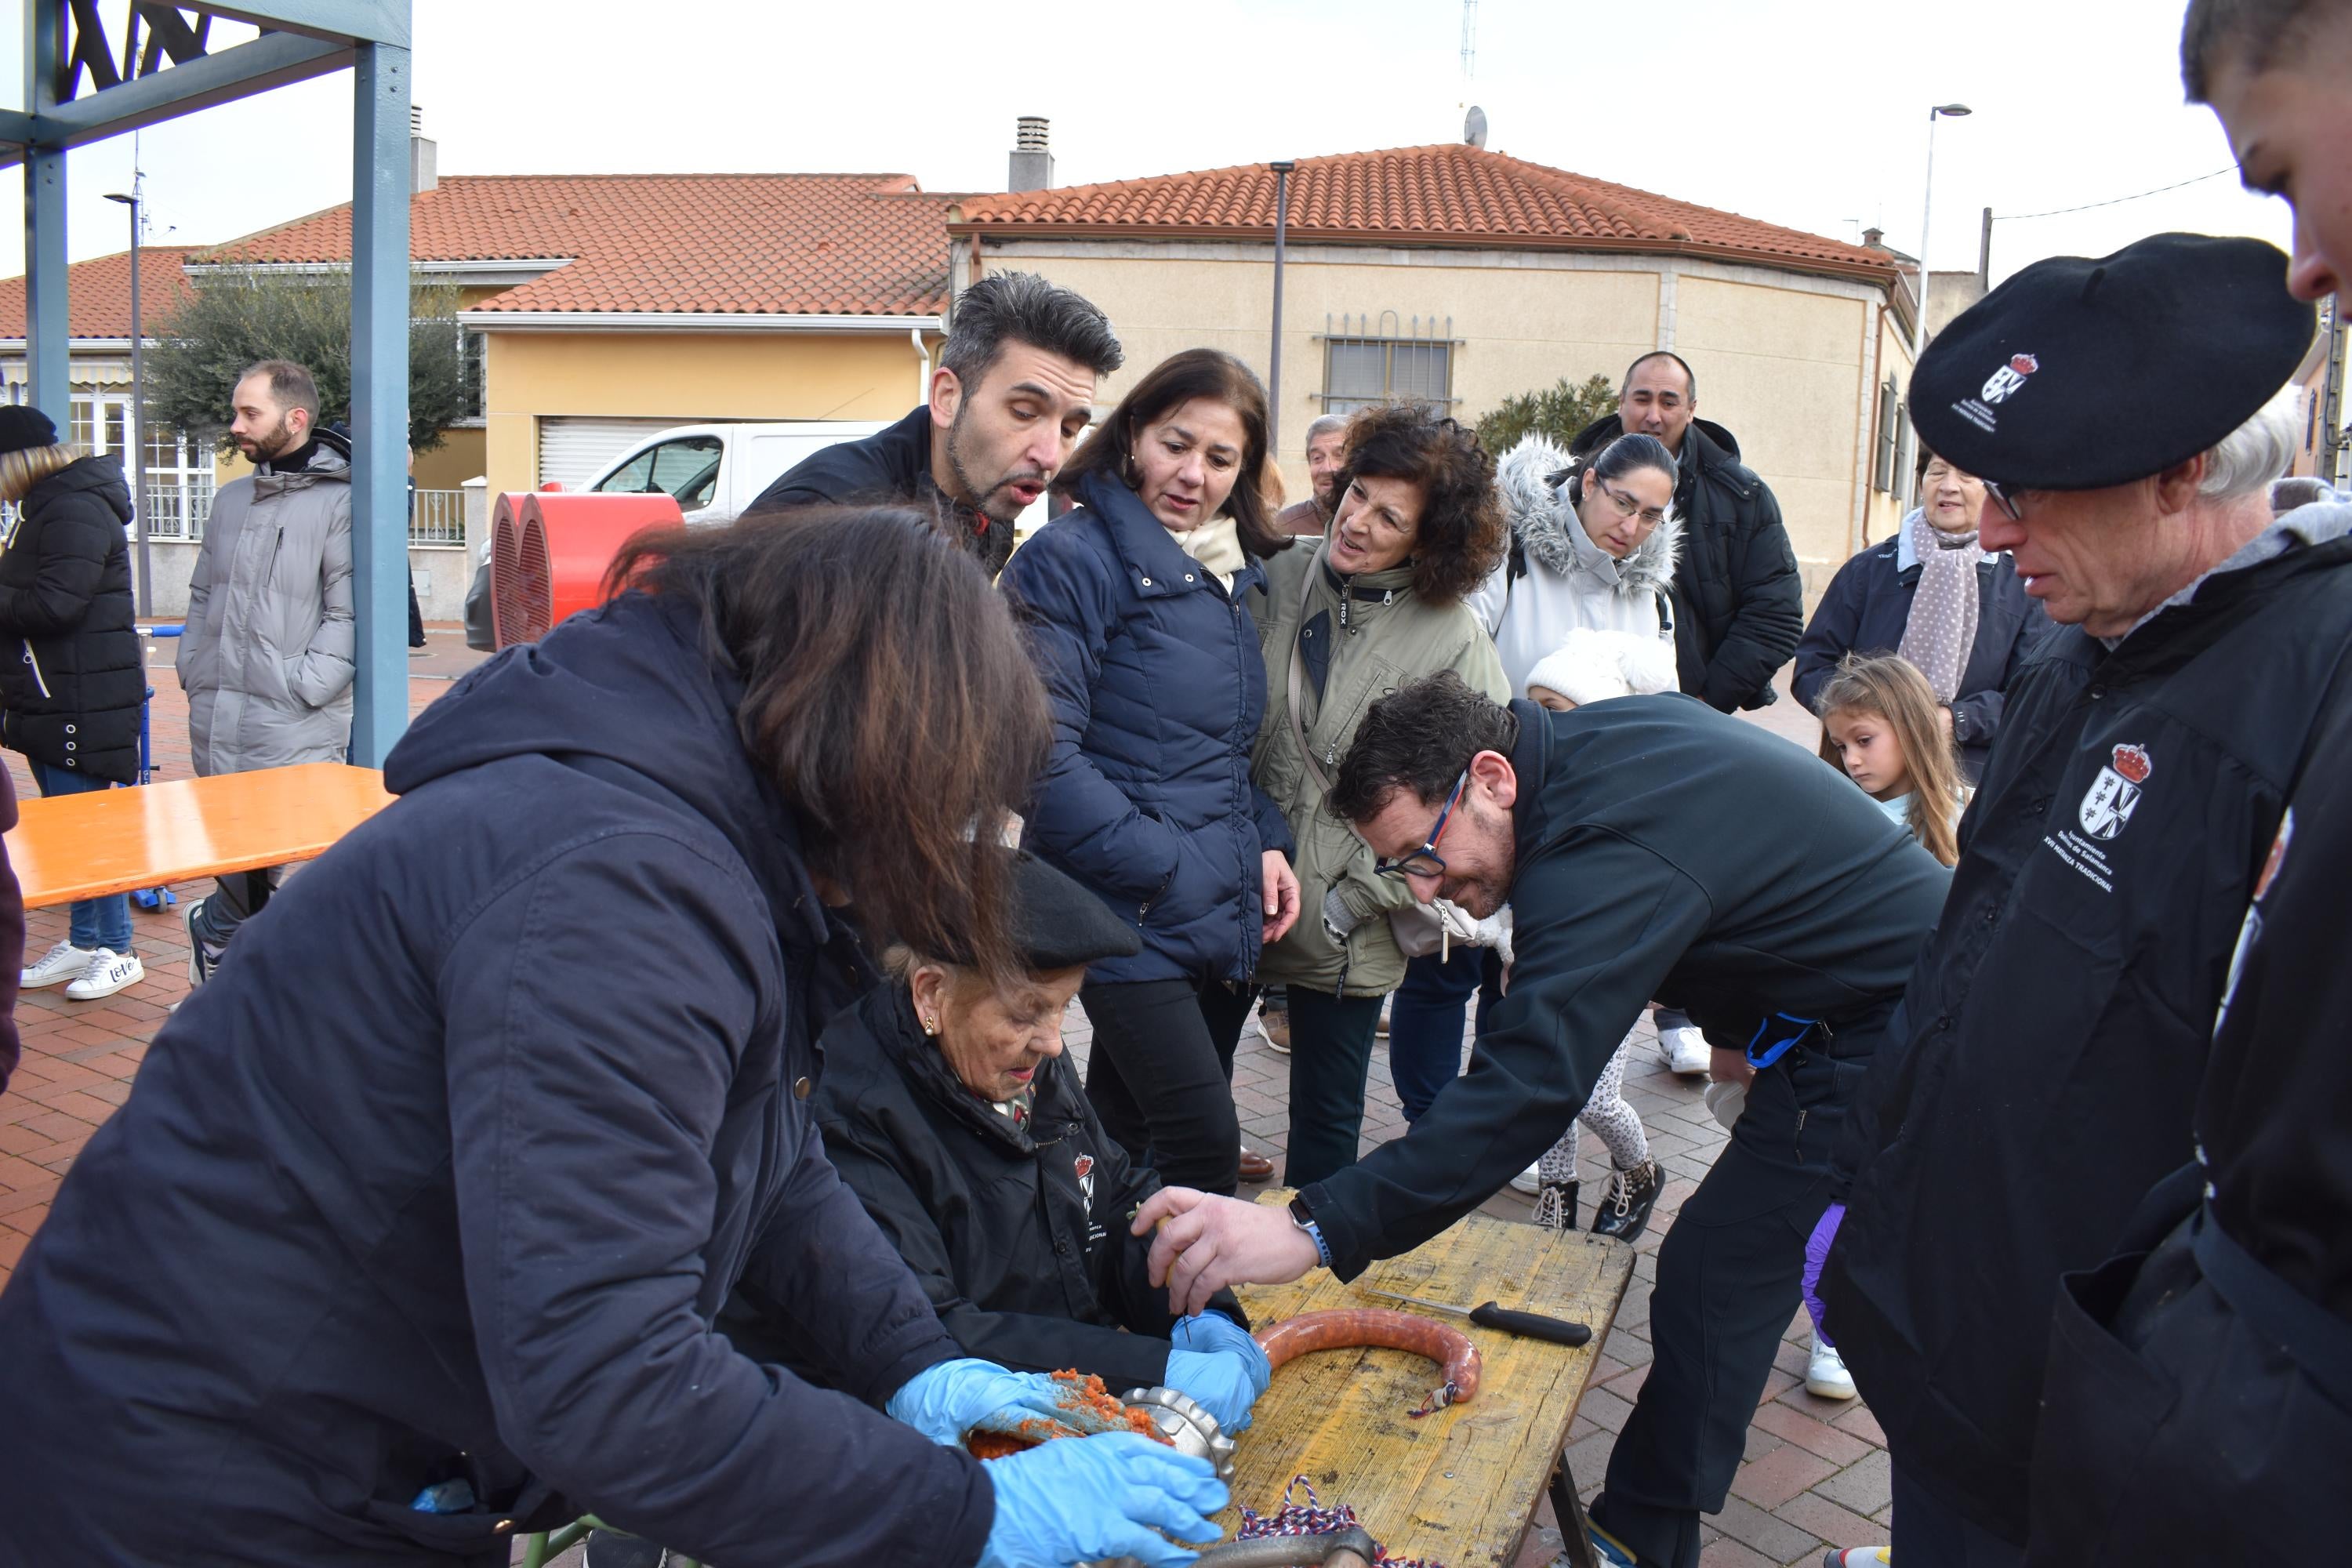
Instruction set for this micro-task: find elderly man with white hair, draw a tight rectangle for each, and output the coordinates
[1810,232,2352,1568]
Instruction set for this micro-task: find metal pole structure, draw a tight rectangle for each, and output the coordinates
[24,0,69,426]
[1268,160,1294,455]
[1909,103,1970,504]
[348,38,412,767]
[1979,205,1994,293]
[107,185,151,616]
[2323,294,2348,488]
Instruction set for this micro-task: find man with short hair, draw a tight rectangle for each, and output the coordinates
[1275,413,1350,536]
[2009,11,2352,1562]
[179,358,354,982]
[1811,231,2348,1567]
[1129,671,1950,1568]
[1571,352,1802,713]
[749,270,1122,572]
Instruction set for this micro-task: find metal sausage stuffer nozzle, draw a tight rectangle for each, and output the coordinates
[1119,1385,1238,1480]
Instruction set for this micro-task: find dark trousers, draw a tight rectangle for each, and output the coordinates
[1385,946,1503,1124]
[1082,975,1258,1196]
[1281,987,1389,1189]
[1592,1048,1849,1568]
[1893,1458,2024,1567]
[191,866,283,958]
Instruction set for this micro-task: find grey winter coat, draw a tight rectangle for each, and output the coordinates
[180,430,355,775]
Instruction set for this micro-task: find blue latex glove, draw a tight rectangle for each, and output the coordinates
[1802,1203,1846,1344]
[979,1432,1228,1568]
[887,1357,1065,1446]
[1164,1312,1272,1432]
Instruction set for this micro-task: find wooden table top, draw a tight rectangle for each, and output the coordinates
[5,763,395,907]
[1225,1192,1637,1566]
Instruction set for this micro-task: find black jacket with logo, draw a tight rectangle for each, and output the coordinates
[1824,521,2352,1545]
[1573,415,1803,712]
[803,981,1243,1394]
[746,405,1011,572]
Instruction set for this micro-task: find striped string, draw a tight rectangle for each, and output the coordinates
[1236,1475,1448,1568]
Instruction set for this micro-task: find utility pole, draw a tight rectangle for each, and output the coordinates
[1269,160,1294,453]
[104,163,150,618]
[2323,293,2348,488]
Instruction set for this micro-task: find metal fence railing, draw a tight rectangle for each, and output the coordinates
[411,488,466,546]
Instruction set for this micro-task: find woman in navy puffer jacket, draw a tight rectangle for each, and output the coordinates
[1000,349,1301,1198]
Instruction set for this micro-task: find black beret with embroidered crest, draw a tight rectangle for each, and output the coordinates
[1910,232,2314,491]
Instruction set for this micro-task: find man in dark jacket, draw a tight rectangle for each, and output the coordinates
[1571,354,1802,713]
[0,515,1224,1568]
[2019,14,2352,1561]
[0,405,147,1000]
[1134,673,1951,1568]
[1813,234,2345,1566]
[748,270,1122,572]
[800,853,1264,1428]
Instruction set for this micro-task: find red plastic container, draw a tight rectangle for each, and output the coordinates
[489,491,682,648]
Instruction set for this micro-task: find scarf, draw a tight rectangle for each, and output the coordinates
[1897,508,1980,704]
[1164,514,1246,593]
[0,441,84,506]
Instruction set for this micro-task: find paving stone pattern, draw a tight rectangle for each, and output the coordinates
[0,648,1875,1568]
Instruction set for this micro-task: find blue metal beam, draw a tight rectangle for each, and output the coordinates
[22,0,66,423]
[347,35,410,766]
[34,32,350,149]
[194,2,408,48]
[0,108,41,147]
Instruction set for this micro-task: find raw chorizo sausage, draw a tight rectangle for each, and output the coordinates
[1251,1308,1482,1408]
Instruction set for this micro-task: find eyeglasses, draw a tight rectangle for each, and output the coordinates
[1374,771,1468,880]
[1981,478,2025,521]
[1596,479,1668,528]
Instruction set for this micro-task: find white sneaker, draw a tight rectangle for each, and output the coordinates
[1509,1159,1543,1195]
[23,938,97,989]
[1657,1024,1710,1076]
[65,948,143,1001]
[1806,1335,1857,1400]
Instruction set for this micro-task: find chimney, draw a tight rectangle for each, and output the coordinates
[1861,225,1886,249]
[410,104,438,195]
[1008,116,1054,193]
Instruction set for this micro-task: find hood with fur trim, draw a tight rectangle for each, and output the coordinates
[1497,434,1682,598]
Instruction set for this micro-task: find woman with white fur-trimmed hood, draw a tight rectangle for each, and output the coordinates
[1466,432,1683,695]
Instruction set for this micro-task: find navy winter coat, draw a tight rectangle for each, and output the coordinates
[1791,518,2048,781]
[0,590,995,1568]
[1000,470,1294,985]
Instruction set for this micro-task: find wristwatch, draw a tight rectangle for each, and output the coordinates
[1287,1194,1333,1269]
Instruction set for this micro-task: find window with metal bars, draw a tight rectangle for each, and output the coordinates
[1321,337,1454,413]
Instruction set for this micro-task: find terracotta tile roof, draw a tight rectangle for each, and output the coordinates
[198,174,954,316]
[951,143,1895,281]
[0,245,201,339]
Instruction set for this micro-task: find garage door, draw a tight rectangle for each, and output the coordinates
[537,417,697,491]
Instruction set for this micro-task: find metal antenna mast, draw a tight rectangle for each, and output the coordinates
[1461,0,1478,85]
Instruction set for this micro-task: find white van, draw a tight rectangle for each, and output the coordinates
[580,420,890,527]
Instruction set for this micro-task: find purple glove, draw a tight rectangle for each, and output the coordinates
[1802,1203,1846,1345]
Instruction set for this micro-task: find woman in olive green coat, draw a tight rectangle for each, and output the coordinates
[1249,405,1509,1188]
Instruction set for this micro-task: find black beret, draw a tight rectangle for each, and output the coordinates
[1911,232,2314,491]
[0,405,58,457]
[1009,850,1142,971]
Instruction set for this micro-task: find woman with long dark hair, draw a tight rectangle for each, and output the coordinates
[1000,348,1302,1200]
[0,510,1226,1568]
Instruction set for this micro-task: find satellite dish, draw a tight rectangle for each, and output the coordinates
[1465,106,1489,148]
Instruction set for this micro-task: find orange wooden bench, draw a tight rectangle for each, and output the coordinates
[3,763,395,909]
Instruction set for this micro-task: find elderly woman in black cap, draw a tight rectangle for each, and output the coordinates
[804,851,1272,1435]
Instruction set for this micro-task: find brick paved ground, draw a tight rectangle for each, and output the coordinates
[0,648,1879,1568]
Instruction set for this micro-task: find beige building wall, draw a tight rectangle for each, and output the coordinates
[478,330,938,497]
[1863,311,1918,555]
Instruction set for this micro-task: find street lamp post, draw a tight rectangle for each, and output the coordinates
[1909,103,1971,507]
[1269,160,1295,454]
[103,184,150,618]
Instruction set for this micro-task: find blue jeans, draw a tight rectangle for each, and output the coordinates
[1282,987,1388,1189]
[1385,946,1504,1124]
[26,757,131,952]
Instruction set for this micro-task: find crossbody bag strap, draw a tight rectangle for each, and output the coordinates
[1287,551,1333,797]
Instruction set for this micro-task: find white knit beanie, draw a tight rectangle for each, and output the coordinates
[1523,626,1680,707]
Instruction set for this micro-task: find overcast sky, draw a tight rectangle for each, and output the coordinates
[0,0,2290,289]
